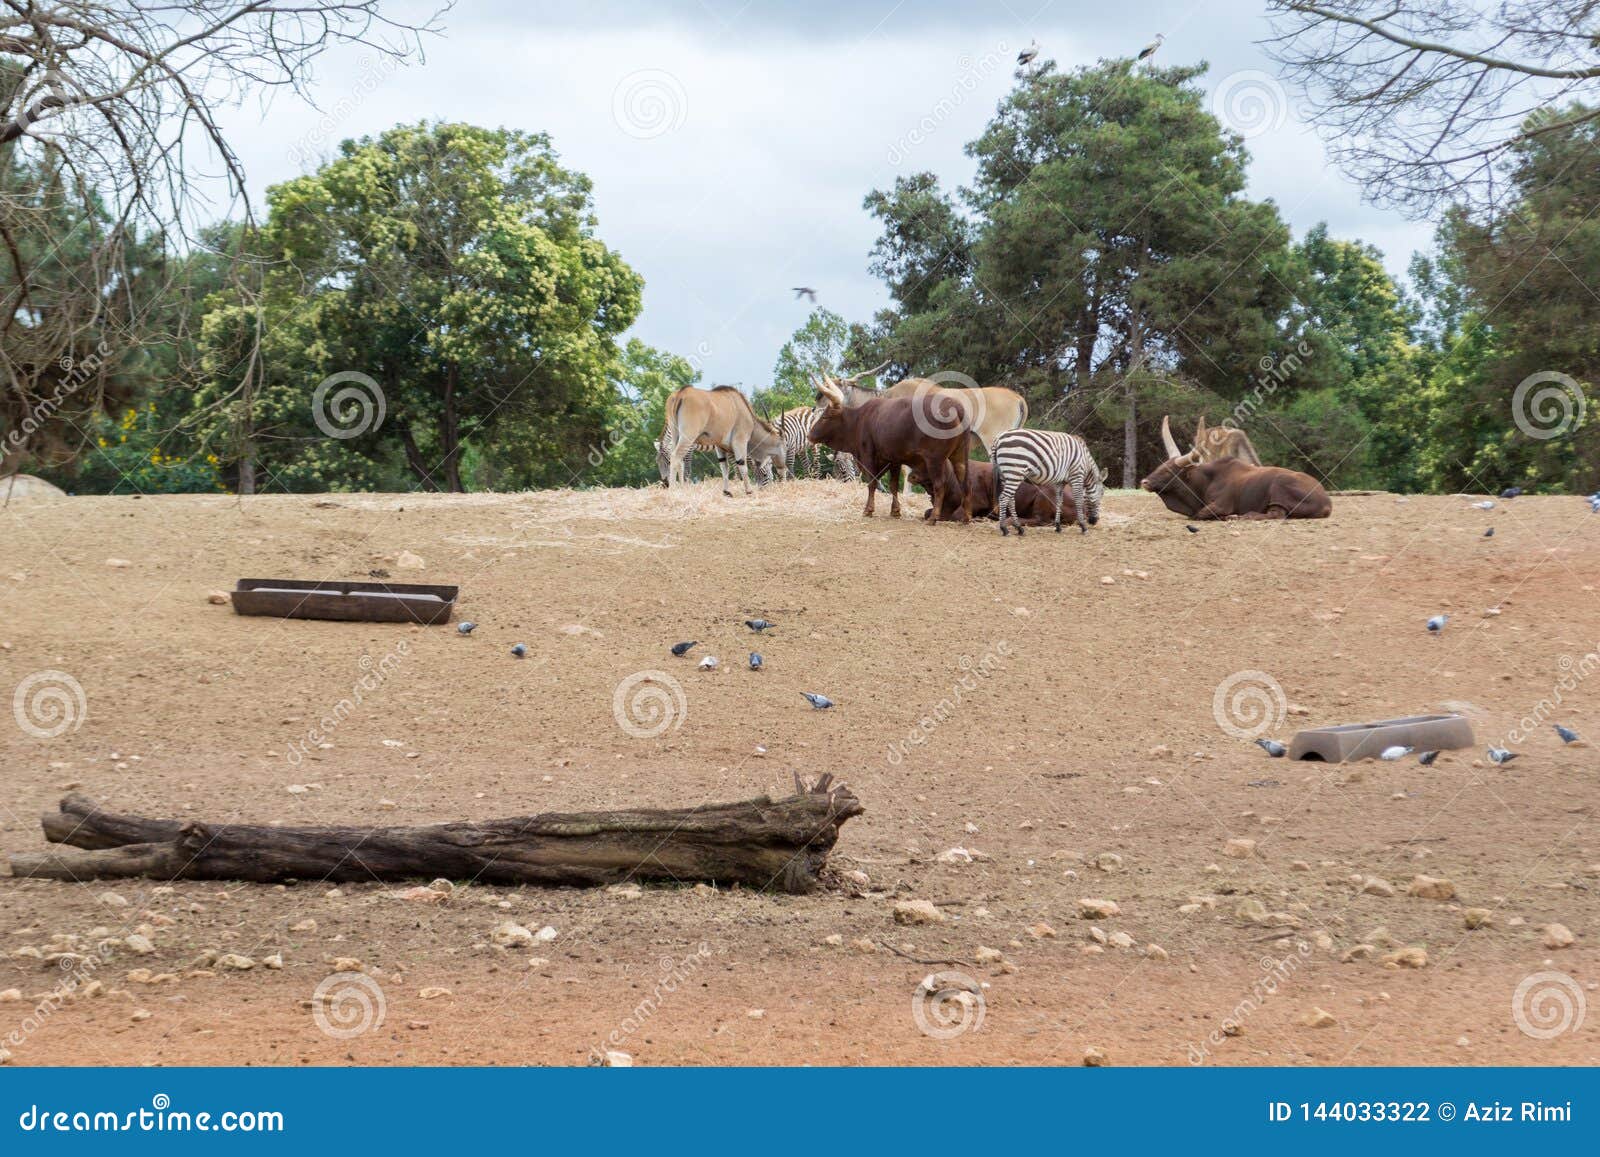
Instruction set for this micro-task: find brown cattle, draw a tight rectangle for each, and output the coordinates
[1139,451,1332,520]
[916,460,1068,526]
[808,379,971,521]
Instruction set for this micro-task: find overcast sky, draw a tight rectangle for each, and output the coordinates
[215,0,1434,390]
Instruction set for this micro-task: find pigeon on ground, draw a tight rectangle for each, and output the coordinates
[1471,500,1496,510]
[670,641,697,656]
[1487,746,1518,765]
[510,643,527,658]
[749,652,763,671]
[1185,525,1200,534]
[456,621,477,634]
[1380,745,1414,761]
[1426,614,1448,632]
[698,655,718,670]
[1555,724,1579,744]
[1255,738,1286,758]
[1500,487,1522,499]
[1418,750,1440,766]
[744,619,775,632]
[800,691,834,710]
[1483,527,1494,538]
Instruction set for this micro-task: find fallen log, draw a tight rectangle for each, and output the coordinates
[6,776,863,894]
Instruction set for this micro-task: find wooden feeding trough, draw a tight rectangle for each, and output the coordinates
[1288,714,1474,762]
[230,578,458,625]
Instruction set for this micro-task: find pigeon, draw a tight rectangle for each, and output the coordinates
[670,641,697,657]
[1254,738,1286,758]
[698,655,718,670]
[1483,527,1494,538]
[800,691,835,710]
[456,621,477,635]
[1555,724,1580,744]
[510,643,527,658]
[744,619,775,633]
[1185,525,1200,534]
[792,287,817,303]
[1426,614,1448,633]
[1137,32,1165,61]
[1380,744,1414,761]
[1017,39,1039,67]
[1417,750,1440,766]
[1487,746,1518,765]
[749,652,763,671]
[1499,487,1522,499]
[1471,500,1495,510]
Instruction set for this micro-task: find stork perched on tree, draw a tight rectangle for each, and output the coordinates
[1137,33,1165,62]
[1017,39,1039,68]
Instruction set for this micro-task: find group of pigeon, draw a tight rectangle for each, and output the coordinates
[671,621,835,710]
[454,619,531,659]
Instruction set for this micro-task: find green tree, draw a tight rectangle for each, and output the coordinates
[755,308,857,414]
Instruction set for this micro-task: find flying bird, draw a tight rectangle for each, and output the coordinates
[1379,744,1414,761]
[1254,738,1286,758]
[1483,527,1495,538]
[800,691,835,710]
[1500,487,1522,499]
[1418,750,1440,766]
[1426,614,1448,633]
[670,641,697,657]
[792,287,817,303]
[456,621,477,635]
[1555,724,1580,744]
[749,652,763,671]
[510,643,527,658]
[698,655,719,670]
[1487,746,1518,765]
[744,618,775,633]
[1137,33,1165,61]
[1017,39,1039,67]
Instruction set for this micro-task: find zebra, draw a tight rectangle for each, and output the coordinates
[991,429,1105,536]
[653,437,775,487]
[777,405,860,481]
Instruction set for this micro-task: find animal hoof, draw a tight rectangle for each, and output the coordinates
[1016,525,1025,536]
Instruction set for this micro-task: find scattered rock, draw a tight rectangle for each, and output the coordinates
[396,550,425,569]
[1341,944,1375,963]
[262,954,283,970]
[1383,946,1428,969]
[0,989,21,1002]
[106,558,132,569]
[1462,908,1493,930]
[822,934,844,947]
[1144,944,1169,962]
[1026,921,1056,940]
[1078,898,1120,919]
[419,987,452,1000]
[1361,876,1396,898]
[1543,923,1575,949]
[1408,875,1456,900]
[1107,931,1136,950]
[490,921,536,948]
[215,953,255,970]
[1300,1007,1338,1028]
[1223,838,1256,859]
[124,934,155,956]
[601,1050,633,1067]
[98,892,129,908]
[893,899,945,926]
[329,957,364,973]
[396,886,448,904]
[975,946,1004,964]
[1082,1046,1107,1066]
[130,1009,151,1022]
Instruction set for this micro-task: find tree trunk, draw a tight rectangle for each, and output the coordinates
[399,426,439,491]
[6,779,864,895]
[440,362,464,493]
[237,451,256,495]
[1122,310,1144,489]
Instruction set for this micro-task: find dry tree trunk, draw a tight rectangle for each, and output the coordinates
[5,777,863,895]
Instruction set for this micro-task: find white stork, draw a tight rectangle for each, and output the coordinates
[1137,33,1165,62]
[1017,39,1039,68]
[792,287,817,303]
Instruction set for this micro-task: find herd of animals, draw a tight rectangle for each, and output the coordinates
[653,366,1333,533]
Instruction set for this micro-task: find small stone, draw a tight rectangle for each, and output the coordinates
[1148,745,1173,759]
[1543,923,1575,949]
[1089,927,1108,945]
[747,1009,765,1019]
[262,954,283,970]
[1078,898,1120,919]
[419,987,452,999]
[534,926,558,942]
[329,957,363,973]
[602,1050,633,1067]
[975,946,1004,964]
[207,590,229,605]
[1361,876,1396,897]
[124,934,155,956]
[850,938,877,954]
[1223,838,1256,859]
[490,921,536,948]
[1027,921,1057,940]
[1341,944,1375,963]
[1462,908,1493,930]
[106,558,132,569]
[130,1009,151,1022]
[893,899,945,925]
[99,892,129,908]
[823,934,844,947]
[1107,931,1136,949]
[1408,875,1456,900]
[1384,946,1428,969]
[1234,898,1269,924]
[0,989,21,1002]
[1290,860,1310,871]
[290,919,317,933]
[1082,1046,1107,1066]
[1144,944,1169,961]
[1093,852,1123,872]
[396,550,425,569]
[1300,1007,1338,1028]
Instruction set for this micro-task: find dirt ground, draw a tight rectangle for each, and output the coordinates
[1,480,1596,1067]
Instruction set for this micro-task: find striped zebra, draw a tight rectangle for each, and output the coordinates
[991,429,1105,536]
[778,405,859,481]
[653,437,774,487]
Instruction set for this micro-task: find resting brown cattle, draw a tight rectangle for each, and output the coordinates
[916,460,1068,526]
[1139,450,1332,520]
[809,378,970,521]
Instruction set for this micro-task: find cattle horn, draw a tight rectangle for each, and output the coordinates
[839,359,890,384]
[815,375,844,405]
[1161,414,1182,460]
[1195,414,1209,445]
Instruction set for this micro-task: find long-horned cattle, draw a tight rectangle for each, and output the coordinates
[808,375,971,521]
[1139,450,1331,520]
[819,363,1027,457]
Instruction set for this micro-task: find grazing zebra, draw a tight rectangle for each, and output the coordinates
[654,437,775,487]
[991,429,1105,536]
[778,405,859,481]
